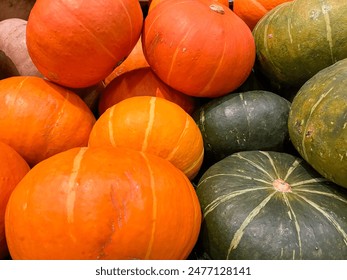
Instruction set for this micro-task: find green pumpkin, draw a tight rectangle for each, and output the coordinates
[193,90,291,164]
[288,58,347,188]
[252,0,347,89]
[196,150,347,260]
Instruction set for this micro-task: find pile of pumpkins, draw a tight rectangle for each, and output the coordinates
[0,0,346,260]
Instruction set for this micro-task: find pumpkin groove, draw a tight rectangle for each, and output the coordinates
[196,151,347,259]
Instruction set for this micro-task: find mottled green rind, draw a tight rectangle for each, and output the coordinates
[193,90,291,164]
[253,0,347,88]
[288,58,347,188]
[196,151,347,260]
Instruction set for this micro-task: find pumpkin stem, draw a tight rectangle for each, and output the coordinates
[209,4,225,15]
[273,178,292,193]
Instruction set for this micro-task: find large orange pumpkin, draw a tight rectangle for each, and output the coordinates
[89,96,204,179]
[0,141,30,259]
[142,0,255,98]
[5,146,202,260]
[0,76,96,166]
[99,67,197,116]
[104,36,149,86]
[233,0,293,30]
[26,0,143,88]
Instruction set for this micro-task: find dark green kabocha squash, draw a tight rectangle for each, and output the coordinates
[252,0,347,90]
[196,151,347,260]
[193,90,291,164]
[288,58,347,189]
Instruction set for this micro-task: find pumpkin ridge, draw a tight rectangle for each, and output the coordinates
[203,186,271,218]
[199,35,227,95]
[295,189,347,205]
[44,90,71,153]
[165,115,190,161]
[197,173,273,189]
[259,151,281,179]
[281,193,303,259]
[119,0,137,52]
[8,76,29,129]
[107,106,117,147]
[294,193,347,245]
[239,93,252,141]
[226,191,276,259]
[256,4,288,78]
[140,152,158,259]
[166,25,194,86]
[182,147,204,178]
[66,147,88,224]
[283,158,303,181]
[320,1,335,63]
[235,153,276,181]
[141,97,156,152]
[290,178,330,187]
[56,0,118,61]
[300,87,333,160]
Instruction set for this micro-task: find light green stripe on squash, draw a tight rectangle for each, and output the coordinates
[196,151,347,260]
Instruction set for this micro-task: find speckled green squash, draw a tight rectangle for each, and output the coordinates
[288,58,347,188]
[252,0,347,89]
[196,151,347,260]
[193,90,291,164]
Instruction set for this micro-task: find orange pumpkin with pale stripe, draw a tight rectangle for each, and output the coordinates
[233,0,293,30]
[142,0,255,98]
[0,141,30,259]
[99,67,197,116]
[89,96,204,179]
[5,146,202,259]
[0,76,96,166]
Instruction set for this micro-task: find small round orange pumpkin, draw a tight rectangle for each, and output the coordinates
[5,146,202,259]
[0,76,96,166]
[233,0,293,30]
[89,96,204,179]
[26,0,143,88]
[99,67,197,116]
[142,0,255,98]
[0,141,30,259]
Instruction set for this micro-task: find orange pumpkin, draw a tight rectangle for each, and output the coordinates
[0,76,96,166]
[233,0,293,30]
[0,141,30,259]
[89,96,204,179]
[5,146,202,259]
[104,36,149,86]
[26,0,143,88]
[142,0,255,98]
[99,67,197,116]
[149,0,230,12]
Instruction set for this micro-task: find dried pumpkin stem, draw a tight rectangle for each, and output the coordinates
[209,4,225,14]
